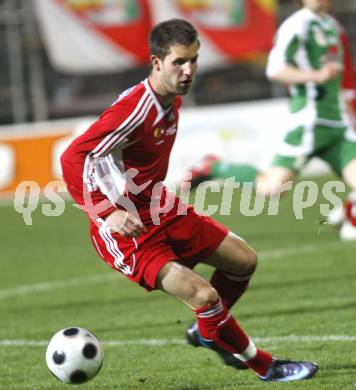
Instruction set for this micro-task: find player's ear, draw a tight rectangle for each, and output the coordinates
[151,55,161,71]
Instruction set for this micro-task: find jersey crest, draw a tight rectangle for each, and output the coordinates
[312,24,327,47]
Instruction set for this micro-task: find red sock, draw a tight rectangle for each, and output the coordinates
[194,298,272,376]
[210,269,252,310]
[345,200,356,226]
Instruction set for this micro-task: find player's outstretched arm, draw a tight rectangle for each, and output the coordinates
[267,62,342,85]
[105,209,147,238]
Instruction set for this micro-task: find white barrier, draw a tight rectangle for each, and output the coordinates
[0,98,330,196]
[167,98,330,186]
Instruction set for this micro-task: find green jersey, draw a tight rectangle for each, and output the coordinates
[266,8,345,126]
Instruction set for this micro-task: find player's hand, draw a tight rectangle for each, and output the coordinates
[105,209,147,238]
[314,62,342,84]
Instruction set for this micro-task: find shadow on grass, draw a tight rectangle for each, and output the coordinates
[320,363,356,371]
[240,300,356,319]
[252,273,356,292]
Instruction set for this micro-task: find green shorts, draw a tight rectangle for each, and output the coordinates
[272,123,356,176]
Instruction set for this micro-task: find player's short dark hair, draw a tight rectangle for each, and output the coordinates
[149,19,199,60]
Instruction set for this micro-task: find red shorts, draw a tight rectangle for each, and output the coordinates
[89,206,228,291]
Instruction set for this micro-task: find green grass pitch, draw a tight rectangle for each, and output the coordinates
[1,176,356,389]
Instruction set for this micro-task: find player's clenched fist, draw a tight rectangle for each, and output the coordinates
[105,209,147,238]
[315,62,343,84]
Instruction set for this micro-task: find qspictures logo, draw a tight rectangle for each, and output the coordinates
[12,171,347,229]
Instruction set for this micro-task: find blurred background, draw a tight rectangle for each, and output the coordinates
[0,0,356,193]
[0,0,355,125]
[2,4,356,389]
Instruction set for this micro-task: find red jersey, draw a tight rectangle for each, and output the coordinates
[61,78,182,224]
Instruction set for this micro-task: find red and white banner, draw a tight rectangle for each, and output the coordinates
[35,0,276,74]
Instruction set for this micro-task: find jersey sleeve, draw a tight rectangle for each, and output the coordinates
[266,16,303,78]
[60,96,145,219]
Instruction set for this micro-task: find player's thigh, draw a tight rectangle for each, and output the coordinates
[318,138,356,180]
[318,142,343,177]
[167,208,228,264]
[156,261,218,309]
[340,134,356,188]
[90,219,177,291]
[342,157,356,189]
[202,231,257,276]
[257,122,312,195]
[315,126,345,177]
[270,123,308,173]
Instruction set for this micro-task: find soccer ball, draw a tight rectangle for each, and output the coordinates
[46,327,104,384]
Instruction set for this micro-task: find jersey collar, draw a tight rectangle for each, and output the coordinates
[143,78,172,125]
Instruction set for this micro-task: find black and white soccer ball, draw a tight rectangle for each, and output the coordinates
[46,327,104,385]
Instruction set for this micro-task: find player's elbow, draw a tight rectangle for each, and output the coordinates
[60,149,70,175]
[60,146,77,181]
[265,57,287,82]
[266,72,279,82]
[266,66,282,81]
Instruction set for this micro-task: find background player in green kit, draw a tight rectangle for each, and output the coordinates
[182,0,356,240]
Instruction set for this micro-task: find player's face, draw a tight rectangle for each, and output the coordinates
[302,0,329,13]
[321,0,332,12]
[158,41,199,96]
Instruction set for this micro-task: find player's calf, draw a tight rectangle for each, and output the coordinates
[186,322,248,369]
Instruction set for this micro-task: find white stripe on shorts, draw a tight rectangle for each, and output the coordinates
[98,223,133,275]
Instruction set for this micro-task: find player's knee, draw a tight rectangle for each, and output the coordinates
[256,175,285,197]
[247,248,258,272]
[256,179,279,197]
[235,242,257,275]
[193,283,219,309]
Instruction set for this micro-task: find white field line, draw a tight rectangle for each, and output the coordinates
[0,241,354,301]
[259,241,349,260]
[1,335,356,348]
[0,274,119,300]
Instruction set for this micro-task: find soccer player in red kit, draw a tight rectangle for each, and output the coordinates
[61,19,318,382]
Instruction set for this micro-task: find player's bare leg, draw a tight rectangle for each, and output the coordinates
[186,232,257,369]
[156,261,273,375]
[256,167,295,197]
[157,261,218,310]
[157,261,318,381]
[342,158,356,189]
[203,231,257,309]
[340,159,356,240]
[203,232,257,276]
